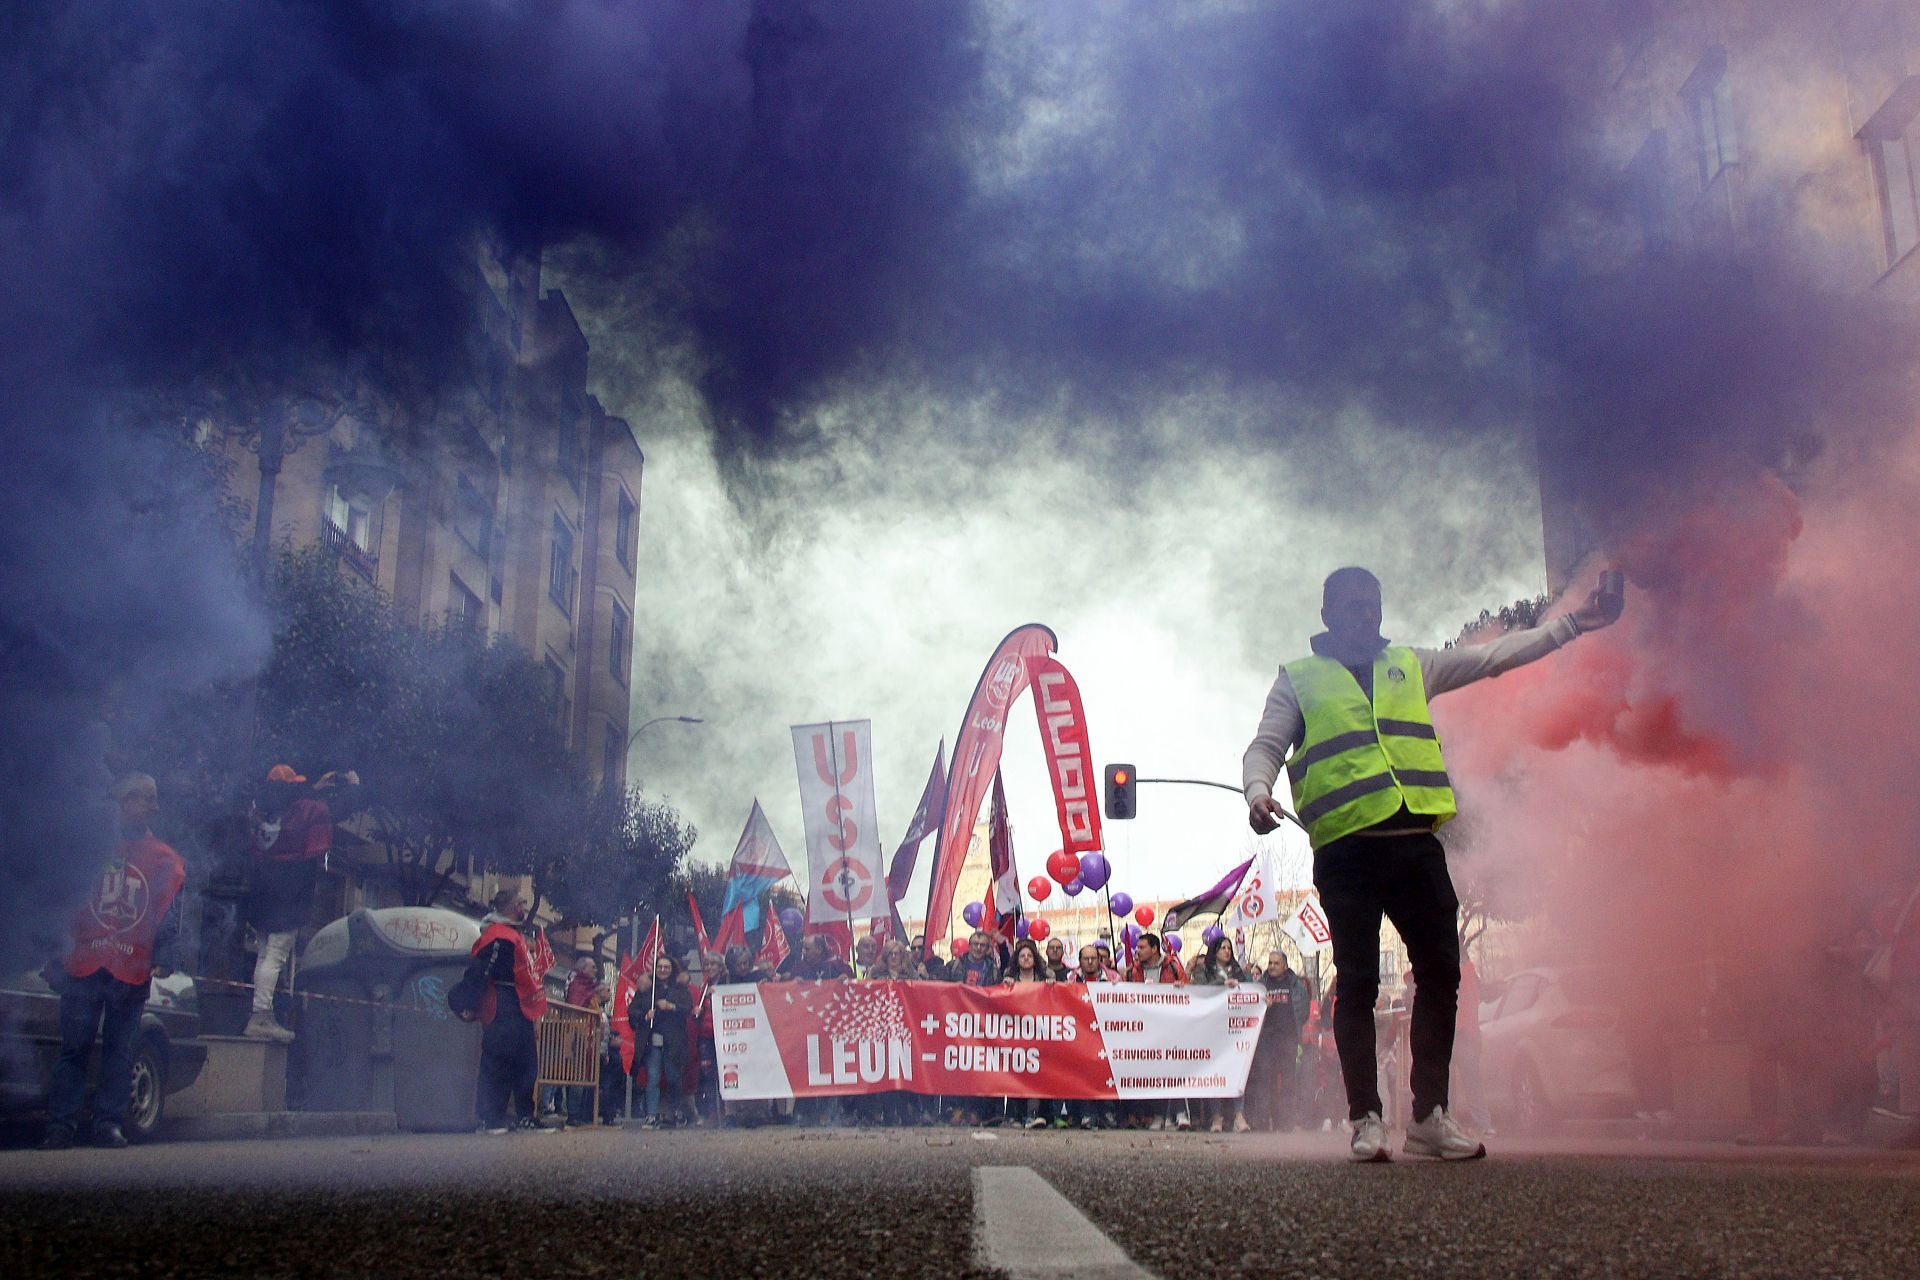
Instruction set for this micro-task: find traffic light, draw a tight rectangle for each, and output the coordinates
[1104,763,1137,820]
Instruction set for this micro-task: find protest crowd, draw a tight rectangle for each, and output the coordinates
[496,920,1332,1136]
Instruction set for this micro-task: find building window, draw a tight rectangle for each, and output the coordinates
[455,474,492,557]
[603,723,625,786]
[615,488,637,572]
[609,602,630,686]
[450,572,483,630]
[1680,47,1738,190]
[548,513,576,618]
[1876,130,1920,264]
[322,483,380,580]
[543,655,571,728]
[557,418,583,493]
[1625,130,1673,253]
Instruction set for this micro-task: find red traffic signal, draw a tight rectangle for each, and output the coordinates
[1104,763,1137,820]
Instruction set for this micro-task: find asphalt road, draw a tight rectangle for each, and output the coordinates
[2,1127,1917,1279]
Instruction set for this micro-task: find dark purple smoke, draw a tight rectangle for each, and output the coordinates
[3,0,1914,971]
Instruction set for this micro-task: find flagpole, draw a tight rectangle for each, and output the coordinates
[832,722,860,977]
[624,913,639,1122]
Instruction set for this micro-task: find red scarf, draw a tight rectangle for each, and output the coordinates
[472,921,549,1023]
[66,834,186,985]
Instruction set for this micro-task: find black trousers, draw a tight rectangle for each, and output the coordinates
[1314,831,1460,1123]
[1243,1033,1299,1130]
[476,996,539,1127]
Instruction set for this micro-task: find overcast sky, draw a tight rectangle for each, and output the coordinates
[558,292,1550,916]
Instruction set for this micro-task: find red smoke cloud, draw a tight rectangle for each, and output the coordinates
[1437,446,1919,976]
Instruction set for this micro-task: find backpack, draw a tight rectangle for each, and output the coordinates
[446,960,488,1021]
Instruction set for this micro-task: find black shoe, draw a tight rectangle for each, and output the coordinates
[93,1124,129,1149]
[37,1126,75,1151]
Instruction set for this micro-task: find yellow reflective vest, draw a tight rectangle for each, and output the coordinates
[1283,646,1456,848]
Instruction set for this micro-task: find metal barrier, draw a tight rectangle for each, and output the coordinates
[535,1000,604,1125]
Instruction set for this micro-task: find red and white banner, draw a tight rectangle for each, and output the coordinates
[793,720,888,925]
[1027,655,1102,859]
[925,624,1059,954]
[1224,849,1279,934]
[1281,894,1333,955]
[714,981,1265,1101]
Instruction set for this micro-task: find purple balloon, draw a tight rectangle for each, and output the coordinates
[1201,924,1224,945]
[1079,852,1112,891]
[962,901,985,928]
[1015,919,1031,940]
[1164,934,1183,954]
[1121,923,1142,946]
[1109,891,1134,917]
[778,907,804,934]
[1063,877,1084,897]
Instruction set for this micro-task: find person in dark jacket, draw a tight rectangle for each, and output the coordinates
[949,930,1002,987]
[243,765,332,1043]
[1188,936,1248,1131]
[41,773,186,1150]
[1245,949,1313,1131]
[632,953,691,1126]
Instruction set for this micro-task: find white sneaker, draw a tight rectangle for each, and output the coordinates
[1404,1106,1487,1160]
[1348,1112,1391,1162]
[244,1013,295,1043]
[1174,1111,1192,1131]
[1148,1116,1165,1131]
[1233,1115,1251,1133]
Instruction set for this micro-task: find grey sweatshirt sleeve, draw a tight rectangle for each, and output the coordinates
[1241,668,1304,805]
[1415,615,1581,698]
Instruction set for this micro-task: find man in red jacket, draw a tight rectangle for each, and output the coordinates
[41,773,186,1150]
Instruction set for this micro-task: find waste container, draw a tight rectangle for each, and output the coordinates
[292,906,483,1130]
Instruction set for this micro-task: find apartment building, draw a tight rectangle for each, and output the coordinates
[222,249,643,801]
[1537,0,1920,587]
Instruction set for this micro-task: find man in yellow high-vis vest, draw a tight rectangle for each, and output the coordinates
[1243,567,1619,1161]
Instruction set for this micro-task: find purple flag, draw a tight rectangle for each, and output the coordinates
[887,741,946,912]
[1162,856,1257,932]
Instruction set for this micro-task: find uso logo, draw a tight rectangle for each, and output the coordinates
[721,993,756,1008]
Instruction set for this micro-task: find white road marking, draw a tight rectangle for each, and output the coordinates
[972,1165,1158,1279]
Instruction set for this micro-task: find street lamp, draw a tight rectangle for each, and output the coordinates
[626,714,702,752]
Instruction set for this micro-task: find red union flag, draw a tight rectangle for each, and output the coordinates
[714,981,1265,1101]
[792,720,887,925]
[1282,894,1333,955]
[611,917,661,1074]
[1028,656,1102,859]
[924,624,1058,955]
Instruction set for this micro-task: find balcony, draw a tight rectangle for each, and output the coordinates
[322,517,379,582]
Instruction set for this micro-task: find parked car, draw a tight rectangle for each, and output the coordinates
[1479,967,1637,1132]
[0,969,207,1141]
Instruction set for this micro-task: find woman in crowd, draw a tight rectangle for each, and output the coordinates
[1188,936,1247,1131]
[1005,938,1058,1128]
[631,953,692,1127]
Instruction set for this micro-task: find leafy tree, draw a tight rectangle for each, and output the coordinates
[536,783,696,951]
[253,547,689,911]
[1448,594,1552,648]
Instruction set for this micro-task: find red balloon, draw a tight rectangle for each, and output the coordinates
[1027,875,1052,903]
[1046,849,1081,885]
[1134,905,1155,928]
[1028,918,1051,941]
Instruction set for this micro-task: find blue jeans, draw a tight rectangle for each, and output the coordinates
[49,970,147,1133]
[644,1043,682,1119]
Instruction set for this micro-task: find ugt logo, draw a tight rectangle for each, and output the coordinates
[90,862,150,934]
